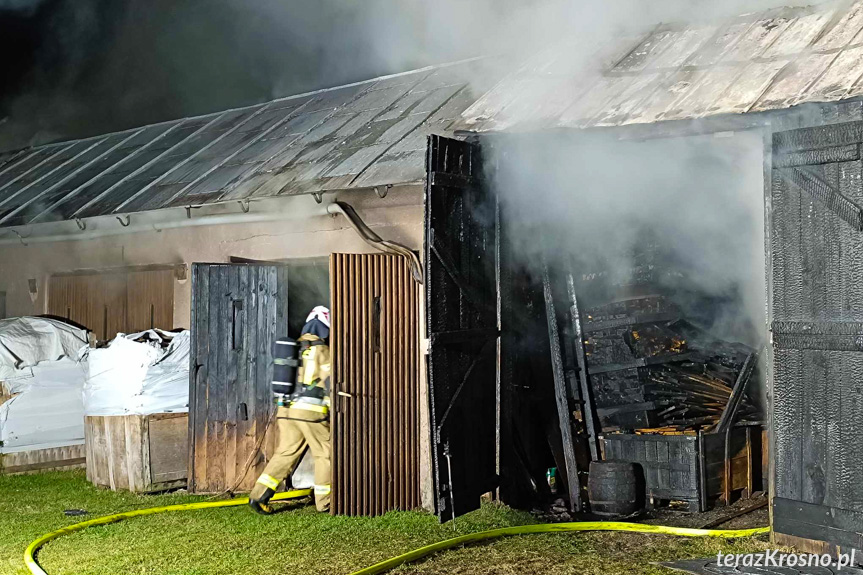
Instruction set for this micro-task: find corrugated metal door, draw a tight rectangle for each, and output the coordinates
[188,263,288,493]
[770,123,863,553]
[330,253,420,515]
[425,135,500,521]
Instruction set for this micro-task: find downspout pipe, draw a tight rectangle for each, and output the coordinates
[327,201,424,284]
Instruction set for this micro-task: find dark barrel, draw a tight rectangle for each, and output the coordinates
[588,460,644,517]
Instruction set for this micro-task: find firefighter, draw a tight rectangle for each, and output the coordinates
[249,306,332,514]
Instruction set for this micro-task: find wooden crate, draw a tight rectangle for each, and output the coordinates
[601,423,763,512]
[85,413,188,493]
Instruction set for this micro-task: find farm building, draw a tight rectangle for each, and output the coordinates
[0,0,862,562]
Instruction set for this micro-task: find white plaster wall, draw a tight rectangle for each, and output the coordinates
[0,186,423,328]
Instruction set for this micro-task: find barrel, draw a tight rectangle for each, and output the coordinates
[588,460,644,517]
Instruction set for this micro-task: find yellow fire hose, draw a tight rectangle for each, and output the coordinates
[24,490,769,575]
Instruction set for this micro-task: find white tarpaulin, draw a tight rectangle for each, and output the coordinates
[0,317,88,453]
[83,330,190,416]
[0,358,86,453]
[0,316,88,381]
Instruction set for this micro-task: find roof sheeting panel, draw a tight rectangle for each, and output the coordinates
[456,2,863,133]
[0,61,483,228]
[814,0,863,50]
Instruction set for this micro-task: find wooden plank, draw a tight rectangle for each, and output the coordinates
[541,263,582,513]
[715,352,757,433]
[224,266,240,490]
[243,265,261,492]
[127,269,174,331]
[1,444,86,475]
[773,531,841,557]
[253,265,271,489]
[189,264,209,492]
[774,498,863,547]
[566,274,600,462]
[208,265,229,491]
[233,265,251,488]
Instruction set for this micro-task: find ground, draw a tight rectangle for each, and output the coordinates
[3,471,773,575]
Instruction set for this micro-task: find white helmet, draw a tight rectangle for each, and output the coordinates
[306,306,330,328]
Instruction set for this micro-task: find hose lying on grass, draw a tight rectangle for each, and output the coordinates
[24,490,770,575]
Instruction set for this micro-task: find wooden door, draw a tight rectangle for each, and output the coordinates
[330,253,420,516]
[425,135,500,521]
[770,122,863,554]
[188,263,288,493]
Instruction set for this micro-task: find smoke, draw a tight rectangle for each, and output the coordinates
[493,130,767,347]
[1,0,820,149]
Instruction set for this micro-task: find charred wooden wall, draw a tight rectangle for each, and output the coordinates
[770,120,863,553]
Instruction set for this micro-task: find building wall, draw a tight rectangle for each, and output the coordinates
[0,186,423,328]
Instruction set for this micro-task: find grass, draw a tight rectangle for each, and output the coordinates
[1,470,771,575]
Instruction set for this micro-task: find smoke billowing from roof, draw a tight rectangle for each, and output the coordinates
[1,0,816,149]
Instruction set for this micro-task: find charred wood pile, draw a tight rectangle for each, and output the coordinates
[584,295,758,432]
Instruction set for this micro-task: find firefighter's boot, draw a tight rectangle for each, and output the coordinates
[248,487,275,515]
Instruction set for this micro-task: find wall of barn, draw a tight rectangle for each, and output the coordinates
[0,186,423,328]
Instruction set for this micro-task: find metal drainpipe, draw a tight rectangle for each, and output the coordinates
[327,201,423,284]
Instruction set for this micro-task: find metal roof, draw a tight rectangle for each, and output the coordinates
[0,59,484,229]
[457,1,863,132]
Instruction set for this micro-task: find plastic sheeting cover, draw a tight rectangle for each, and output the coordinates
[0,317,88,381]
[84,330,190,416]
[0,358,86,453]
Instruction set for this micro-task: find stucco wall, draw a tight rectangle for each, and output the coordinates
[0,186,424,329]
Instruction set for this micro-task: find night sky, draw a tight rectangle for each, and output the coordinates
[0,0,444,151]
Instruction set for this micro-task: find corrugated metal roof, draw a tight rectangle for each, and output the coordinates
[457,2,863,132]
[0,59,484,229]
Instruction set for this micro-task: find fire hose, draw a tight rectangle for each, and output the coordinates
[24,491,769,575]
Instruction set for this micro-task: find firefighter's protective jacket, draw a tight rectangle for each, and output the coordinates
[285,332,331,420]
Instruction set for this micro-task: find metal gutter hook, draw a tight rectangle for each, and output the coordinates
[374,185,391,199]
[238,200,250,213]
[312,193,324,204]
[75,218,86,231]
[116,215,131,227]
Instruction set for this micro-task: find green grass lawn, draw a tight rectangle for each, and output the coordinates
[1,470,771,575]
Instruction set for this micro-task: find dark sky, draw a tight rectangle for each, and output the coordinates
[0,0,796,152]
[0,0,444,151]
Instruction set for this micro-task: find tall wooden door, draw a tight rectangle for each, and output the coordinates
[330,253,420,515]
[188,263,288,493]
[770,123,863,554]
[425,135,500,521]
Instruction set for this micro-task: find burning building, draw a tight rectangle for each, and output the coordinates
[0,0,861,561]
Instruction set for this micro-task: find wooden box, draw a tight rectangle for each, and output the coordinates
[601,423,763,512]
[85,413,188,493]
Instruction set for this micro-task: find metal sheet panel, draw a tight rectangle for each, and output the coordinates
[0,61,480,228]
[455,2,863,133]
[330,253,421,516]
